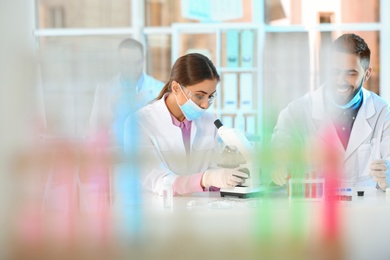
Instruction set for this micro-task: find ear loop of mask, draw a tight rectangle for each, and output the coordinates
[179,84,190,101]
[174,83,206,121]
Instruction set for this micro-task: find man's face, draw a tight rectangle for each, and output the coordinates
[328,51,369,105]
[118,47,144,83]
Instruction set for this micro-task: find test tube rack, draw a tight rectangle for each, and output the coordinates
[288,178,325,201]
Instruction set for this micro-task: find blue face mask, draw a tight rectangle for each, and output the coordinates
[333,78,364,110]
[175,86,206,121]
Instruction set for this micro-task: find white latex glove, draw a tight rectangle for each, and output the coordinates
[272,165,289,186]
[201,168,249,189]
[369,159,389,190]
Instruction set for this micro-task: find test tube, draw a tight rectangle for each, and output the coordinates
[162,183,173,209]
[305,173,310,198]
[311,171,317,198]
[345,188,352,201]
[340,188,346,200]
[317,178,324,198]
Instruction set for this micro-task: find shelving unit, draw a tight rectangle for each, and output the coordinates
[171,23,263,138]
[31,0,388,141]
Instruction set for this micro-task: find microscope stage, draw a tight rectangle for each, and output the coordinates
[220,186,264,199]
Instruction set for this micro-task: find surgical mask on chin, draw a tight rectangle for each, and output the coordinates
[175,90,206,121]
[332,78,364,110]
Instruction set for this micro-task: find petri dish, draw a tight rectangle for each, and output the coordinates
[208,199,235,209]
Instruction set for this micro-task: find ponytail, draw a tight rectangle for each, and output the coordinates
[154,81,171,101]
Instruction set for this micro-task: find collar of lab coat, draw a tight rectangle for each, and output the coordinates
[345,87,375,159]
[311,85,375,119]
[311,85,375,157]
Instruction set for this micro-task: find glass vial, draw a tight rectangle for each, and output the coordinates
[162,183,173,209]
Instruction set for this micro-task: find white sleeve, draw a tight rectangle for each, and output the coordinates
[89,83,113,133]
[124,114,177,195]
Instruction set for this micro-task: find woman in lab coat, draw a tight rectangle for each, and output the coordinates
[124,53,248,195]
[271,33,390,190]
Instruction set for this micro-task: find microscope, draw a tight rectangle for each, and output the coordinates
[214,119,263,198]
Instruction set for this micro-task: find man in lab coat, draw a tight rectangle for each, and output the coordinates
[271,33,390,191]
[88,39,164,209]
[89,38,164,147]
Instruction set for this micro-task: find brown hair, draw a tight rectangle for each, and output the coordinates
[332,33,371,69]
[155,53,220,100]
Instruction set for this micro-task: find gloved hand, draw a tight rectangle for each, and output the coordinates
[201,168,249,189]
[369,159,389,190]
[272,165,289,186]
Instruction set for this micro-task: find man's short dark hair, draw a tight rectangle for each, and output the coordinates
[118,38,144,58]
[332,33,371,69]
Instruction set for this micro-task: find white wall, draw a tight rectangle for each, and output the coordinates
[0,1,35,258]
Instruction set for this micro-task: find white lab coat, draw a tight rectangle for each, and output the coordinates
[125,94,219,194]
[271,86,390,185]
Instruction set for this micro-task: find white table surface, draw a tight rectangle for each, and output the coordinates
[109,187,390,260]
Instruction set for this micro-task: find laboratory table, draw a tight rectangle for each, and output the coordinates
[109,187,390,260]
[7,186,390,260]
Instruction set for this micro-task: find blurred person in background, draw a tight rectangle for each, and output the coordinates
[125,53,248,195]
[89,38,164,148]
[270,33,390,191]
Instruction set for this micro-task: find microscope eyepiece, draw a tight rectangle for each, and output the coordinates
[214,119,223,129]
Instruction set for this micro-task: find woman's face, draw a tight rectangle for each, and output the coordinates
[173,79,218,109]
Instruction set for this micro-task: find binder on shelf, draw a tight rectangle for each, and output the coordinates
[226,30,239,68]
[221,114,234,129]
[245,114,257,135]
[239,73,253,110]
[235,114,245,132]
[222,73,238,110]
[240,30,254,67]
